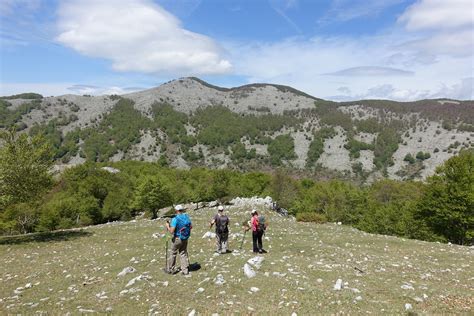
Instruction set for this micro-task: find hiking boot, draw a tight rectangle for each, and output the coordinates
[258,250,263,254]
[163,268,179,275]
[261,249,268,253]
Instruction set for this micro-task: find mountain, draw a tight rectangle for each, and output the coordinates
[1,77,473,181]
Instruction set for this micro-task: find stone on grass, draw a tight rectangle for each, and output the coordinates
[401,283,414,290]
[120,289,128,296]
[188,309,196,316]
[247,256,264,269]
[199,277,210,285]
[405,303,412,310]
[243,264,256,278]
[126,274,150,287]
[214,274,225,285]
[202,232,216,239]
[78,308,95,313]
[250,287,260,292]
[334,279,343,291]
[117,267,136,277]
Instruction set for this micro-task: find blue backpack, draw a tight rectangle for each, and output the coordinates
[174,214,192,240]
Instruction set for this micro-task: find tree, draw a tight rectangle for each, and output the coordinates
[404,153,415,164]
[416,151,474,245]
[0,130,54,209]
[132,175,172,219]
[268,134,296,166]
[270,169,299,211]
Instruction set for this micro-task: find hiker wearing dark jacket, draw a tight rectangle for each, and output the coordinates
[209,205,229,254]
[165,204,192,275]
[246,209,267,254]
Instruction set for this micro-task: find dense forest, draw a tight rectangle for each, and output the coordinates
[1,130,472,245]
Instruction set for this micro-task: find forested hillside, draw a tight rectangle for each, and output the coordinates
[1,128,472,246]
[1,77,473,181]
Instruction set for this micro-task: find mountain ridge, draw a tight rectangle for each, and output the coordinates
[1,77,473,181]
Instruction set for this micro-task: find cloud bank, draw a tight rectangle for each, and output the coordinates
[56,0,232,76]
[229,0,473,101]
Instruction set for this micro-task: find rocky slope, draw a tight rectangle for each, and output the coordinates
[1,77,473,180]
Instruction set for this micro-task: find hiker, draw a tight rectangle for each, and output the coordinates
[209,205,230,254]
[246,209,267,254]
[165,204,192,275]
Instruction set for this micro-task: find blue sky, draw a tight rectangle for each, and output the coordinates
[0,0,473,100]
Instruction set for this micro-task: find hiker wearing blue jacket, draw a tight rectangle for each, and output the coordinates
[165,204,192,275]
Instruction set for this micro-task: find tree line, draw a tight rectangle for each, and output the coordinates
[0,131,472,245]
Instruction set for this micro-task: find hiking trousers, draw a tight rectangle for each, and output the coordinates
[167,237,189,274]
[216,232,228,253]
[252,230,263,253]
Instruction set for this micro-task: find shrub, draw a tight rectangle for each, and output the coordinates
[306,127,336,167]
[404,153,416,164]
[416,151,431,160]
[296,212,327,223]
[373,128,400,173]
[345,138,374,158]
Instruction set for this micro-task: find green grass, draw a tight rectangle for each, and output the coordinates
[1,206,472,314]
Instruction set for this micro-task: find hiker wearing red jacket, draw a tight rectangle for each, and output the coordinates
[247,209,267,254]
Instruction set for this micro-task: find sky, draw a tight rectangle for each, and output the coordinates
[0,0,473,101]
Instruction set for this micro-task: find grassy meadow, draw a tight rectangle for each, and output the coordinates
[1,205,472,315]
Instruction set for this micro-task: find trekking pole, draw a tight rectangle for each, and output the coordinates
[239,229,247,250]
[165,239,168,271]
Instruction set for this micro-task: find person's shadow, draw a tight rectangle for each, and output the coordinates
[189,262,201,272]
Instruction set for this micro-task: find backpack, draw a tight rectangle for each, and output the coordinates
[175,214,192,240]
[257,215,266,232]
[216,215,229,235]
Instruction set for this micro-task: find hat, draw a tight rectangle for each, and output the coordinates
[251,209,257,215]
[174,204,185,211]
[218,205,224,211]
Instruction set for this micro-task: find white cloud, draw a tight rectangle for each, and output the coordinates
[319,0,405,23]
[398,0,473,31]
[227,0,473,101]
[0,83,145,97]
[67,84,144,95]
[401,29,474,57]
[397,0,474,57]
[228,32,473,101]
[333,77,474,101]
[56,0,232,76]
[324,66,413,77]
[0,83,75,97]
